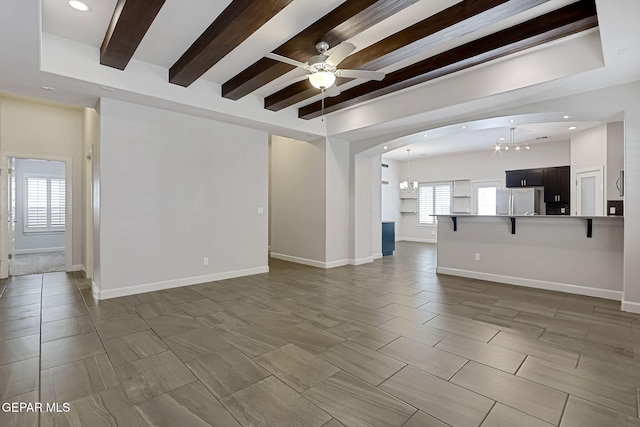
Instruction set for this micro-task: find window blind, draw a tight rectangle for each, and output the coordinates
[26,177,48,228]
[418,182,451,224]
[50,178,65,227]
[25,176,65,231]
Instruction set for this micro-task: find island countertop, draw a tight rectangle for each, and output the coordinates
[435,213,624,301]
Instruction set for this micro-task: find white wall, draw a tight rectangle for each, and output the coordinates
[92,102,102,290]
[326,138,350,265]
[607,122,624,201]
[0,96,83,269]
[96,98,269,298]
[571,124,607,215]
[13,158,66,253]
[387,141,571,242]
[270,135,327,266]
[381,158,402,226]
[437,216,624,300]
[622,87,640,312]
[350,154,374,264]
[83,108,98,278]
[371,156,382,258]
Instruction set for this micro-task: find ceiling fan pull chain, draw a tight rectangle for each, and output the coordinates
[321,89,325,121]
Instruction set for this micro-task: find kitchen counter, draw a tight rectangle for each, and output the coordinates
[435,214,624,301]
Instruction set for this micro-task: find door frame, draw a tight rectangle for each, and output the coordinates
[0,151,73,278]
[575,166,604,216]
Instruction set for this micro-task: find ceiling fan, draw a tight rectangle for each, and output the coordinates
[266,41,385,95]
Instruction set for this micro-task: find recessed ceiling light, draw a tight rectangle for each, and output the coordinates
[383,146,388,150]
[423,134,428,138]
[509,119,515,123]
[499,137,505,141]
[462,126,466,130]
[41,85,55,91]
[69,1,91,12]
[563,115,570,119]
[568,126,577,130]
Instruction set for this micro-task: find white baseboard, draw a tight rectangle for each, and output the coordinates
[325,259,350,268]
[14,247,65,255]
[91,280,100,296]
[350,256,373,266]
[373,252,383,260]
[97,266,269,300]
[397,237,437,244]
[270,252,348,269]
[621,300,640,314]
[69,264,83,272]
[436,267,622,301]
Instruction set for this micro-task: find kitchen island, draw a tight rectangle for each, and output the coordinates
[436,215,624,300]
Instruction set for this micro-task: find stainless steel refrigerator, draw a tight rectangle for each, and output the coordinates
[496,188,540,215]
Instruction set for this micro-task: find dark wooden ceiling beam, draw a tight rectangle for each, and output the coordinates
[100,0,166,70]
[298,0,597,120]
[169,0,294,87]
[265,0,550,111]
[221,0,419,101]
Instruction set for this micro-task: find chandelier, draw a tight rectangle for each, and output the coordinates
[399,149,418,193]
[495,127,530,151]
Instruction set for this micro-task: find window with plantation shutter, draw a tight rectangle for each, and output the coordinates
[24,176,65,232]
[50,178,65,227]
[418,182,451,224]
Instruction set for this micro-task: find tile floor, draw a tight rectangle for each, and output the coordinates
[1,242,639,426]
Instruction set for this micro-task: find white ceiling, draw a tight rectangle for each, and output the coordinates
[2,0,639,153]
[382,120,603,160]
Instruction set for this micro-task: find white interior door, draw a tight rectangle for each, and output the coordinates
[472,180,502,215]
[576,168,604,216]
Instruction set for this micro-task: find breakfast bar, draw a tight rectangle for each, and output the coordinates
[435,215,624,301]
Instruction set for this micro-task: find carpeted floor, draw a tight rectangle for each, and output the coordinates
[11,251,65,276]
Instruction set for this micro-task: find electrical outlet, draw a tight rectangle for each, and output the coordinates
[474,253,480,261]
[431,231,435,236]
[203,257,209,266]
[257,207,264,215]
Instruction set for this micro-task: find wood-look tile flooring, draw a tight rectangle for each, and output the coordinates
[1,242,639,426]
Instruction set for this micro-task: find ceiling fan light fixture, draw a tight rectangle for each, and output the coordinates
[309,71,336,90]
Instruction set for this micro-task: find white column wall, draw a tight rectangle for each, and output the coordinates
[350,154,373,265]
[82,107,98,278]
[270,135,327,267]
[325,137,350,266]
[622,95,640,311]
[372,156,382,259]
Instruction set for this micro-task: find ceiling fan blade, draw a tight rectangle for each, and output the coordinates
[269,74,310,92]
[325,85,341,97]
[325,42,356,67]
[265,52,308,70]
[336,69,385,81]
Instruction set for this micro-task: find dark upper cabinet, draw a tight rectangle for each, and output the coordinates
[505,169,544,188]
[543,166,570,203]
